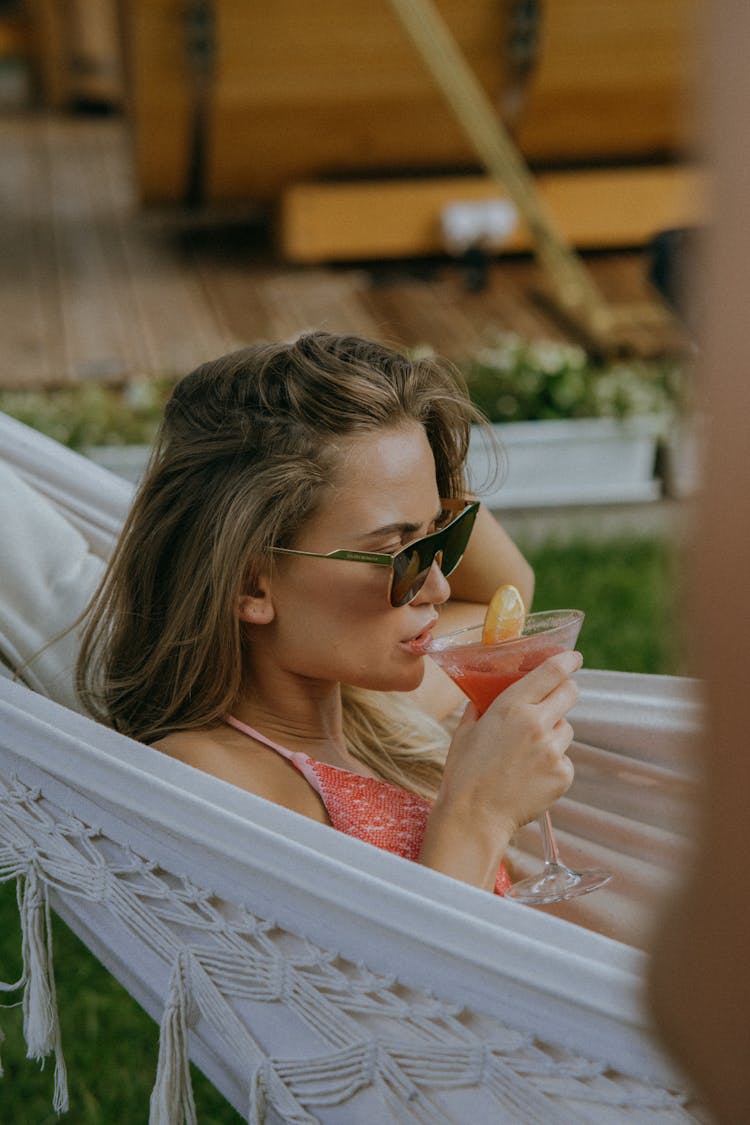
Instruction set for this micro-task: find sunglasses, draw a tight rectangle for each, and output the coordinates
[272,498,480,607]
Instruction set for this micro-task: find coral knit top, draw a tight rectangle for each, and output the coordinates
[225,715,511,896]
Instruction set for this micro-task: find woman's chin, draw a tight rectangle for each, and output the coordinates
[373,660,426,695]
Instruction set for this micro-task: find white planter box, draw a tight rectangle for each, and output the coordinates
[467,417,665,509]
[83,418,667,509]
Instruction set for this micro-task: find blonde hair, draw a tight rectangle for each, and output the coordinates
[77,332,480,799]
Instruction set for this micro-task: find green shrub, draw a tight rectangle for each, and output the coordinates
[0,380,174,450]
[461,332,689,424]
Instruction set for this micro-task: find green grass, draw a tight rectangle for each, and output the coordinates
[523,535,686,676]
[0,535,683,1120]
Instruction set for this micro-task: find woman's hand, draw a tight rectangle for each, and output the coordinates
[418,649,581,890]
[445,649,580,829]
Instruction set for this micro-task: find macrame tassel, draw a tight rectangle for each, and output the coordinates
[20,870,53,1055]
[19,869,69,1113]
[149,954,197,1125]
[247,1060,268,1125]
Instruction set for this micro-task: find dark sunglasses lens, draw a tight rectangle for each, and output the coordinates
[440,505,478,576]
[389,505,478,607]
[390,547,432,607]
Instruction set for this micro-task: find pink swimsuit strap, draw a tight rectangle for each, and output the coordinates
[224,714,324,793]
[224,714,512,896]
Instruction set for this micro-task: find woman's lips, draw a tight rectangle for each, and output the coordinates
[401,619,438,653]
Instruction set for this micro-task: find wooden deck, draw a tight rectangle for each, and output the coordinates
[0,112,671,390]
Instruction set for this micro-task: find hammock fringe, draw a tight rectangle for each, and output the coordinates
[149,953,197,1125]
[0,868,70,1114]
[247,1060,267,1125]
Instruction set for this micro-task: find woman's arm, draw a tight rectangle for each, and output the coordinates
[411,505,534,720]
[443,504,534,611]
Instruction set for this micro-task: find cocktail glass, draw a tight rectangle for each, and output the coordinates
[424,610,612,905]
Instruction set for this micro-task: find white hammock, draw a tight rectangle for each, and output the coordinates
[0,412,706,1123]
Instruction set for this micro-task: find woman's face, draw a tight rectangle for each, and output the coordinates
[261,421,453,693]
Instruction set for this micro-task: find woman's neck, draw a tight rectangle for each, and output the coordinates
[230,678,352,769]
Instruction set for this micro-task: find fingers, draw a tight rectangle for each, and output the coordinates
[536,674,580,729]
[535,719,576,803]
[549,717,575,758]
[524,649,583,701]
[555,731,576,793]
[487,650,582,712]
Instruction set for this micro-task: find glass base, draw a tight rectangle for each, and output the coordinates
[506,863,612,906]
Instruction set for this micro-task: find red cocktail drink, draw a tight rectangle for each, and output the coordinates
[426,610,585,715]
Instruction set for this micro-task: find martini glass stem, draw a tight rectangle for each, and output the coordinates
[504,806,612,904]
[539,810,561,866]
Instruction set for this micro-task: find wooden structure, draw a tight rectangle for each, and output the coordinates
[24,0,123,109]
[0,114,678,390]
[119,0,698,208]
[115,0,701,352]
[281,165,705,263]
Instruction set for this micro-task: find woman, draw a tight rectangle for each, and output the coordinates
[77,332,579,893]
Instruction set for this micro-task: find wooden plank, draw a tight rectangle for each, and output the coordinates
[121,0,508,204]
[0,115,66,385]
[0,115,236,387]
[279,165,707,263]
[193,253,386,348]
[95,124,236,376]
[119,0,194,203]
[362,274,496,358]
[44,116,148,381]
[0,114,680,393]
[361,257,574,359]
[24,0,71,108]
[244,270,382,343]
[516,0,699,162]
[25,0,122,108]
[459,260,570,344]
[208,0,506,201]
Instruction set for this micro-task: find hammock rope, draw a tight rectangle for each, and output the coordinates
[0,415,707,1121]
[0,772,704,1123]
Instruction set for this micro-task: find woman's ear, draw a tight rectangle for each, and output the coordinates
[237,577,275,625]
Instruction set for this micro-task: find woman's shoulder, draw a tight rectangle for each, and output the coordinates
[152,726,225,766]
[152,726,330,823]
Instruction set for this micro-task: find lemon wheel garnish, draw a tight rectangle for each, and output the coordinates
[482,584,526,644]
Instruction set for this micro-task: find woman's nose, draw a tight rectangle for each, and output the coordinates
[415,559,451,606]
